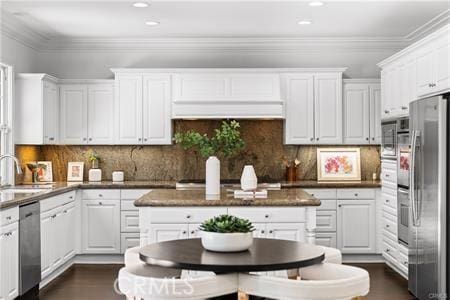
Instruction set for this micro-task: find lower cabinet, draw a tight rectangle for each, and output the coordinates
[41,196,76,279]
[0,219,19,300]
[120,233,140,253]
[315,232,337,248]
[337,199,376,253]
[81,199,120,254]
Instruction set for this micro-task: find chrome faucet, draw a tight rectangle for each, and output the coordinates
[0,154,23,185]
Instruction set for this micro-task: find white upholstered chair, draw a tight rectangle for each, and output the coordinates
[119,246,238,299]
[319,245,342,264]
[238,263,370,300]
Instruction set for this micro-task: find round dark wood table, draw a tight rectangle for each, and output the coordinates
[139,238,325,273]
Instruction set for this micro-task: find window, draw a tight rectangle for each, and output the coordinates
[0,63,14,185]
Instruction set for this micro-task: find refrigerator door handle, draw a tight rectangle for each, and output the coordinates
[410,130,419,226]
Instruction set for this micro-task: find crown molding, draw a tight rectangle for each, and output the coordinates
[343,78,380,84]
[404,9,449,42]
[111,67,348,74]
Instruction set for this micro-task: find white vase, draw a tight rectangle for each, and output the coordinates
[240,165,258,191]
[200,231,253,252]
[205,156,220,195]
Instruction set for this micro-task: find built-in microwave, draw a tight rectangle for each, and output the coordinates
[381,118,409,159]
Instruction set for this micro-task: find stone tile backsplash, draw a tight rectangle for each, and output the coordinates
[15,120,381,182]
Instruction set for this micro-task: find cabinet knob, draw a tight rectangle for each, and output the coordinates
[69,196,73,199]
[403,261,408,265]
[89,138,92,141]
[366,137,369,141]
[52,214,57,219]
[269,230,273,234]
[144,138,148,142]
[385,174,389,178]
[401,106,408,110]
[386,199,390,203]
[83,137,87,141]
[386,224,390,228]
[190,230,195,235]
[316,138,319,141]
[98,194,103,197]
[186,215,191,219]
[265,214,269,218]
[310,138,314,141]
[386,248,390,252]
[338,204,342,208]
[49,137,55,141]
[99,202,103,205]
[138,138,142,142]
[354,193,358,197]
[6,216,11,220]
[261,230,265,234]
[182,231,187,234]
[63,210,67,214]
[372,137,375,141]
[384,110,390,114]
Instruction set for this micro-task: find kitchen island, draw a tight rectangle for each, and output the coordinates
[136,188,320,246]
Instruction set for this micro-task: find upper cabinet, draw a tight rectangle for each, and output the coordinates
[113,72,172,145]
[378,25,449,119]
[15,74,59,145]
[343,80,381,144]
[171,72,283,119]
[59,81,114,145]
[284,70,345,144]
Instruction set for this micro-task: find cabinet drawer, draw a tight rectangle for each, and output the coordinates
[382,160,397,170]
[41,192,76,212]
[0,206,19,226]
[337,189,375,199]
[382,192,397,211]
[382,213,397,237]
[121,189,152,200]
[121,199,138,211]
[315,232,337,248]
[82,189,120,200]
[228,207,305,223]
[148,208,227,223]
[382,186,397,197]
[121,211,139,233]
[398,251,408,273]
[381,168,397,186]
[121,233,140,253]
[316,211,337,232]
[382,239,398,263]
[303,189,336,199]
[317,200,337,211]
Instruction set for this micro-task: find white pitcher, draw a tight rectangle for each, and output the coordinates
[240,165,258,191]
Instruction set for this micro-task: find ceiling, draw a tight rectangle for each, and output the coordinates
[1,0,448,40]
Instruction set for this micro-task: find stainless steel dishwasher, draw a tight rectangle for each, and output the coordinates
[19,202,41,299]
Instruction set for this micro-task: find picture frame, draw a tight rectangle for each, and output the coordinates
[67,162,84,182]
[37,161,53,182]
[317,148,361,181]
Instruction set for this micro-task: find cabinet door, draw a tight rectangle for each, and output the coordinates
[87,84,114,144]
[82,200,120,254]
[142,75,172,145]
[337,200,376,253]
[267,223,305,242]
[0,222,19,300]
[60,85,88,144]
[120,233,140,254]
[149,224,189,243]
[369,84,382,144]
[434,36,450,93]
[114,75,143,144]
[416,46,435,96]
[40,209,56,279]
[52,210,65,269]
[314,74,342,144]
[43,81,59,144]
[316,210,337,232]
[283,74,315,144]
[381,67,399,118]
[343,83,370,144]
[61,204,76,261]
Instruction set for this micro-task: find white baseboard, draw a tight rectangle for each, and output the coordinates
[342,254,384,263]
[40,258,75,289]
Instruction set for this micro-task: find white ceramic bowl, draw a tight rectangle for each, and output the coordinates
[200,231,253,252]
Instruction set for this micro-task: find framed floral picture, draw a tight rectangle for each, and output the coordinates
[317,148,361,181]
[67,162,84,182]
[37,161,53,182]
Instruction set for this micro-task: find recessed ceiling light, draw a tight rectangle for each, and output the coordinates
[309,1,324,7]
[298,20,312,25]
[145,21,160,26]
[133,2,149,8]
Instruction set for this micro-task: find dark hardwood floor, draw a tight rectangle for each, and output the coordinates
[39,263,414,300]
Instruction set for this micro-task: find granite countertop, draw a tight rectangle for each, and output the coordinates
[134,188,320,207]
[0,179,380,210]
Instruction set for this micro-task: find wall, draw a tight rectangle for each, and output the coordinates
[0,33,37,73]
[15,120,381,182]
[34,48,393,79]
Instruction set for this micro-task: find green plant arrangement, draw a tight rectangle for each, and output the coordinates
[174,120,245,158]
[200,215,255,233]
[88,151,101,169]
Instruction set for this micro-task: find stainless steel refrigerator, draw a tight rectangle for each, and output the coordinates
[409,93,449,300]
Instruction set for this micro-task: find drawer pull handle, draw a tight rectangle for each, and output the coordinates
[186,215,191,219]
[386,224,390,228]
[63,210,67,214]
[386,199,390,203]
[386,248,390,252]
[6,216,11,220]
[98,194,103,197]
[354,193,358,197]
[51,214,57,219]
[69,196,73,199]
[385,174,389,177]
[265,214,269,218]
[403,261,408,265]
[182,231,187,234]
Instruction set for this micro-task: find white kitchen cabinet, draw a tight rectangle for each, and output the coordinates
[61,202,76,261]
[41,207,61,278]
[0,221,19,300]
[87,84,114,144]
[142,75,172,144]
[337,199,376,254]
[284,71,344,144]
[314,74,343,144]
[316,210,337,232]
[267,223,305,241]
[114,73,172,145]
[283,74,315,144]
[343,82,370,144]
[149,224,189,243]
[369,84,382,144]
[81,199,120,254]
[121,233,140,253]
[60,84,88,144]
[60,82,114,144]
[315,232,337,248]
[15,74,59,144]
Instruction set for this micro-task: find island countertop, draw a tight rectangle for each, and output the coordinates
[134,188,320,207]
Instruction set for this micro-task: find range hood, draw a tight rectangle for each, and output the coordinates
[171,72,284,119]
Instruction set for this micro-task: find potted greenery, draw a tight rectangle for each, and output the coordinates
[199,215,255,252]
[174,120,245,195]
